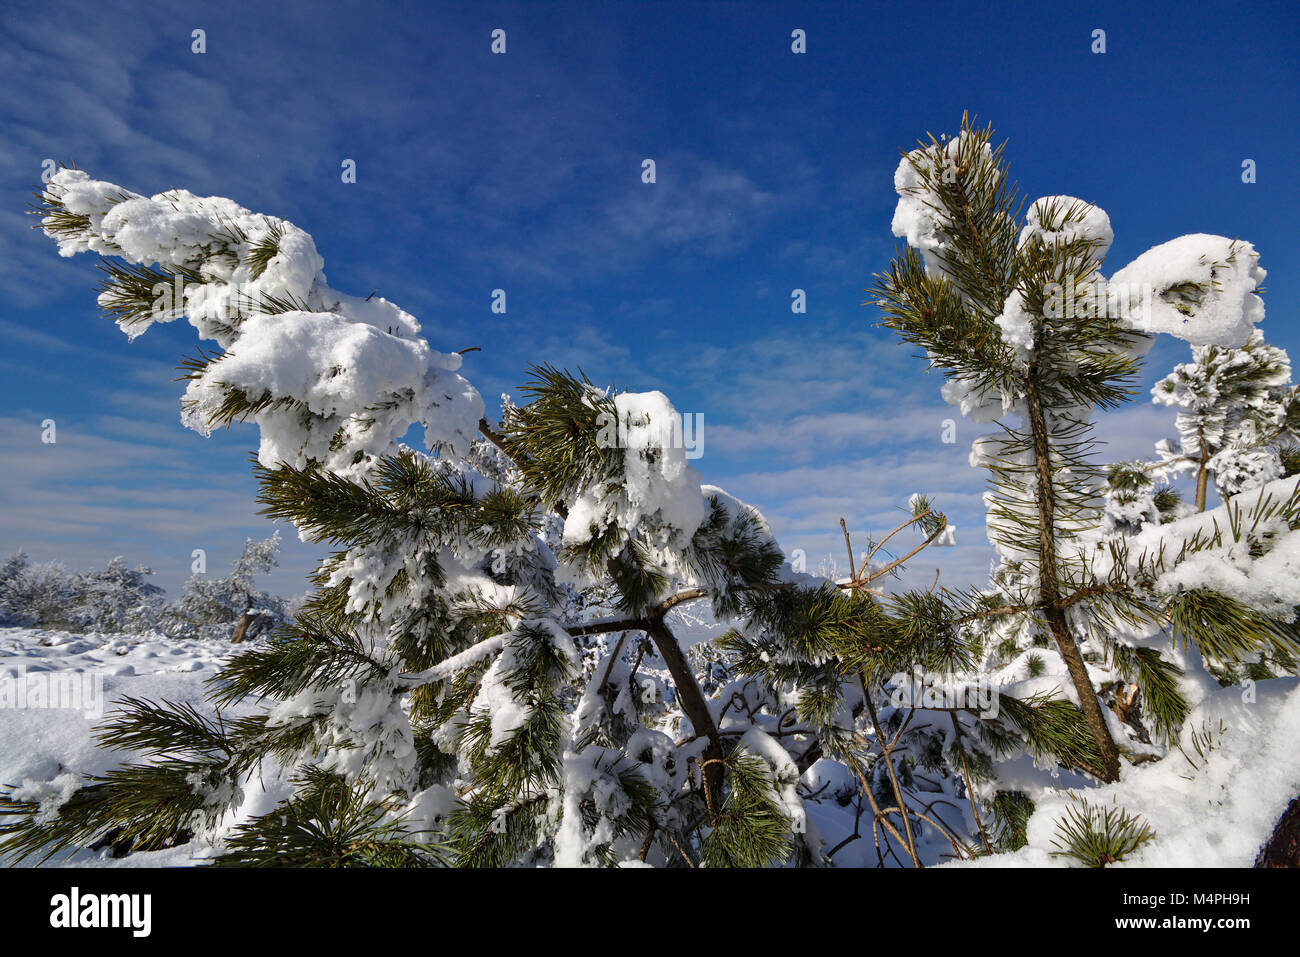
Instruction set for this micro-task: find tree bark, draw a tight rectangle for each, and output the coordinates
[230,611,253,643]
[644,616,725,802]
[1024,368,1122,782]
[1195,432,1210,512]
[231,592,254,644]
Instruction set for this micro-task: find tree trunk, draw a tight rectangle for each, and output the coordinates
[1024,368,1122,782]
[644,616,725,803]
[230,610,253,643]
[473,418,728,809]
[1255,796,1300,867]
[231,592,254,644]
[1195,432,1210,512]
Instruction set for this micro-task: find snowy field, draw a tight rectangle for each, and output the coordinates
[0,612,732,868]
[0,627,242,866]
[4,624,1296,868]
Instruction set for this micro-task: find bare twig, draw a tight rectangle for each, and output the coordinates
[865,516,948,584]
[858,509,933,580]
[859,676,921,867]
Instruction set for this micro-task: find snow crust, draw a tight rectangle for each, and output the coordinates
[1018,195,1113,260]
[1110,234,1266,348]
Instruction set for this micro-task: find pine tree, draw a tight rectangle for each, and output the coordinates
[1150,329,1300,509]
[873,113,1297,783]
[5,168,842,866]
[164,533,289,642]
[5,126,1298,868]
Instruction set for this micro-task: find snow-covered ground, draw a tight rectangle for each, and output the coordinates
[0,627,242,866]
[3,625,1297,867]
[948,676,1300,868]
[0,620,734,869]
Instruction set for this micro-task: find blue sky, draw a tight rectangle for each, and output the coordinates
[1,0,1298,598]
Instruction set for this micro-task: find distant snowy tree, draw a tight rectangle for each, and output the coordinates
[1150,329,1300,509]
[63,557,166,634]
[0,551,35,626]
[0,551,163,634]
[164,533,288,642]
[0,552,75,628]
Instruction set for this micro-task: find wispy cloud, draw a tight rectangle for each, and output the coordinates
[0,414,317,596]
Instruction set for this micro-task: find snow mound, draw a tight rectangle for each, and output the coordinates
[1018,195,1113,261]
[950,678,1300,867]
[1110,234,1266,347]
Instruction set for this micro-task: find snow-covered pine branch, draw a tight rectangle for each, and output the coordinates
[38,168,483,480]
